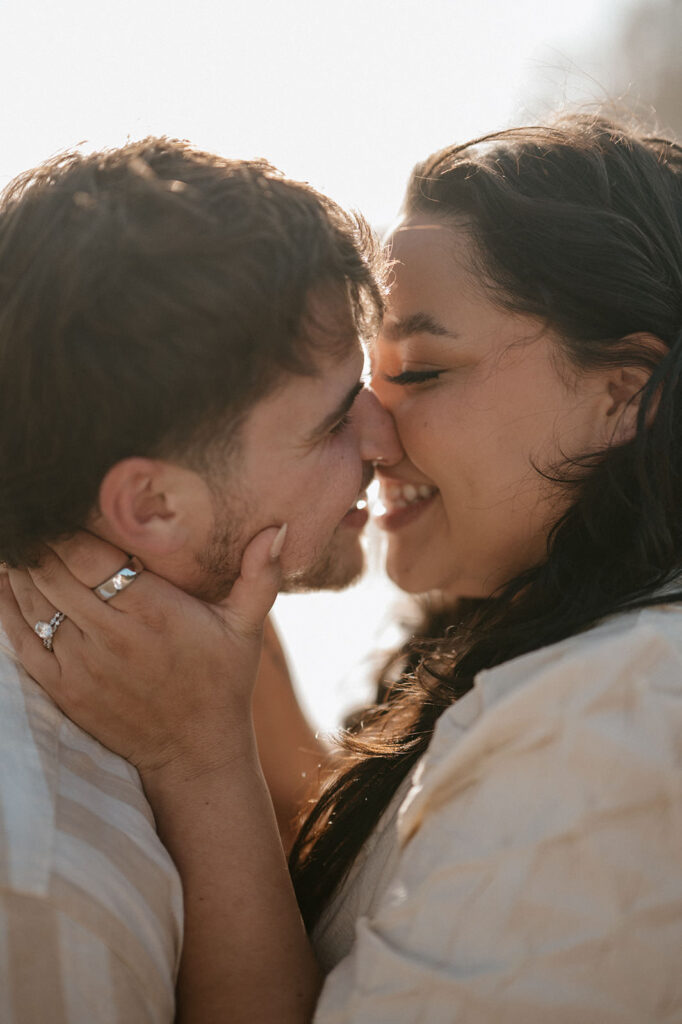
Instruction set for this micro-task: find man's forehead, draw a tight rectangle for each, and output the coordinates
[301,282,362,352]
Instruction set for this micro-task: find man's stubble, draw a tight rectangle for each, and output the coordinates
[194,498,364,604]
[280,523,365,594]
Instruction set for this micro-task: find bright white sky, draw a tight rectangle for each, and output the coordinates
[0,0,642,729]
[1,0,634,226]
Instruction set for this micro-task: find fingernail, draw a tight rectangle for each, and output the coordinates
[269,524,288,561]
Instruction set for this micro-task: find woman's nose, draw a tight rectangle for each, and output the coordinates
[354,387,403,466]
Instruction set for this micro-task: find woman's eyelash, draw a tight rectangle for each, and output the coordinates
[329,413,352,435]
[383,369,443,385]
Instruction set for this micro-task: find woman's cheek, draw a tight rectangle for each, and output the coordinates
[397,402,440,463]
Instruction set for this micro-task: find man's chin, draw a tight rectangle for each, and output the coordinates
[281,533,366,594]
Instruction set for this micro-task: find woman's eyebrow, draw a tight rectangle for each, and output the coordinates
[382,312,459,341]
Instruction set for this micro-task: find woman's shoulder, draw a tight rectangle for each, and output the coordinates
[319,605,682,1024]
[398,602,682,845]
[478,601,682,717]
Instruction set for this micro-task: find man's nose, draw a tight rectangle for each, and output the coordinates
[354,387,403,466]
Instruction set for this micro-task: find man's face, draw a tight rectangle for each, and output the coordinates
[186,336,394,603]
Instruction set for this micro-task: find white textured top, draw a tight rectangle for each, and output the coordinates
[0,627,183,1023]
[313,605,682,1023]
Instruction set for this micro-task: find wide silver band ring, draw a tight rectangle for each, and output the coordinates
[92,556,144,602]
[34,611,66,652]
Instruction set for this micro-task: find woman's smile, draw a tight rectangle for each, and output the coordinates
[374,476,439,531]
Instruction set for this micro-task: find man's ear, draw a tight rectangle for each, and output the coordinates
[600,334,667,445]
[96,457,212,556]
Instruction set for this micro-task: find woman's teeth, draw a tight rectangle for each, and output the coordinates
[381,482,437,510]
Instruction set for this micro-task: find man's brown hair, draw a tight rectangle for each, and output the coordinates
[0,138,384,565]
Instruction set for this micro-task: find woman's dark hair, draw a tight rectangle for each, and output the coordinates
[0,138,384,566]
[290,114,682,930]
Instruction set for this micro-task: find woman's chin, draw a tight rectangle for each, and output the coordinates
[384,552,492,602]
[385,553,451,597]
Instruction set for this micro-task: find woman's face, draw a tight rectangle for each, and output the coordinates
[371,216,609,598]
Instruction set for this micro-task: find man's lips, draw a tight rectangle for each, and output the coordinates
[341,494,369,530]
[341,467,375,519]
[340,471,374,528]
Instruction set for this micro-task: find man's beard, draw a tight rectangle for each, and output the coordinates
[280,522,365,593]
[194,510,365,604]
[193,519,243,604]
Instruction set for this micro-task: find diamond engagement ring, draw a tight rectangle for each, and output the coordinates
[92,556,144,602]
[34,611,66,652]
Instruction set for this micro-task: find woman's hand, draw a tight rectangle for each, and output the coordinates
[0,528,323,1022]
[0,526,284,780]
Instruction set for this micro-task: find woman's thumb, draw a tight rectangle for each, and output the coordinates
[218,525,286,635]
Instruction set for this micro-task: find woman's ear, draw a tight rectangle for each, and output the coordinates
[604,366,651,444]
[95,457,212,556]
[601,334,668,445]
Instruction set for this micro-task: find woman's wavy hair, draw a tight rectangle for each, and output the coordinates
[290,114,682,930]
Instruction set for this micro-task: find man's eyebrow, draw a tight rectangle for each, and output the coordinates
[308,379,364,440]
[382,312,458,342]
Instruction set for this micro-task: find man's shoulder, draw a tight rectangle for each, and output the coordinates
[0,642,64,897]
[0,638,182,883]
[0,643,158,891]
[0,643,183,1020]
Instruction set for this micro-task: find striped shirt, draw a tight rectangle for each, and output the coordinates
[0,626,183,1023]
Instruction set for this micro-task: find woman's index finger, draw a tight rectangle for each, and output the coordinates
[27,546,117,630]
[48,531,131,588]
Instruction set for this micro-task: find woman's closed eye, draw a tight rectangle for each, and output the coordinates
[383,369,444,386]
